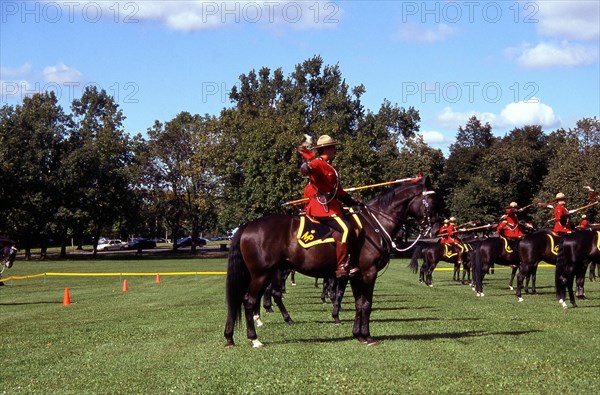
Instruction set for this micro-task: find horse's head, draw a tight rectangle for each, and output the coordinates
[369,179,441,238]
[1,241,17,270]
[410,186,440,238]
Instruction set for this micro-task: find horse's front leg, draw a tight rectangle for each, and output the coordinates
[516,263,530,302]
[508,266,518,290]
[462,262,471,285]
[575,262,588,300]
[426,262,437,287]
[350,275,377,345]
[453,263,460,282]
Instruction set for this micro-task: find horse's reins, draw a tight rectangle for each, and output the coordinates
[359,190,435,253]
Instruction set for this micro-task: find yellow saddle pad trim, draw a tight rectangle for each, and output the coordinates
[296,209,363,249]
[596,231,600,251]
[501,236,513,253]
[443,244,456,258]
[546,234,558,256]
[443,242,470,259]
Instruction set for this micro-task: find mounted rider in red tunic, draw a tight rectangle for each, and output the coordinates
[438,217,464,264]
[550,192,574,235]
[298,135,362,278]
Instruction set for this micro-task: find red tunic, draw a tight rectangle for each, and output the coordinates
[439,224,459,244]
[504,208,525,238]
[301,152,349,218]
[553,204,571,233]
[580,219,589,229]
[497,221,507,237]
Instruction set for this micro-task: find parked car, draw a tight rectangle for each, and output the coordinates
[97,239,125,251]
[175,237,207,248]
[126,238,156,250]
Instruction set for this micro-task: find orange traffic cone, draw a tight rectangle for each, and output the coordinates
[155,274,161,284]
[122,279,129,292]
[63,288,71,305]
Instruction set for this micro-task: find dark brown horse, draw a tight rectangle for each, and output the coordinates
[555,229,600,308]
[409,237,476,287]
[470,236,526,296]
[472,229,555,300]
[224,181,439,347]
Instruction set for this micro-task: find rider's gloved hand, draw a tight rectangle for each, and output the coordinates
[300,162,311,176]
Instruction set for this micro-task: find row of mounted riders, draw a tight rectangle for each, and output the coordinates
[412,194,600,310]
[224,180,600,346]
[232,133,599,348]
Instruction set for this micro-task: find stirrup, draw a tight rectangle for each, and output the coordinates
[336,264,349,278]
[349,267,360,277]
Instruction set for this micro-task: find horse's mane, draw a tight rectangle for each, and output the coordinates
[373,183,421,208]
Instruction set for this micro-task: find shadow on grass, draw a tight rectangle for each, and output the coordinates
[0,301,58,306]
[269,329,541,345]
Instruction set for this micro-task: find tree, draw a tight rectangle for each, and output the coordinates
[214,56,424,229]
[533,118,600,225]
[68,86,135,255]
[0,92,69,258]
[143,112,220,251]
[441,116,497,218]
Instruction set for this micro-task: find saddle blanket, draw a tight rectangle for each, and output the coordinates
[296,209,362,249]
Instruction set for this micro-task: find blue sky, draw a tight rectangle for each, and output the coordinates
[2,1,599,154]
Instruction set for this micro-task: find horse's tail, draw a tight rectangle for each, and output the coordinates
[224,224,250,335]
[409,243,423,273]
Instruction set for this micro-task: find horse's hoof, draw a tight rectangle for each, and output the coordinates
[559,299,568,309]
[225,340,235,348]
[509,286,514,291]
[428,284,434,288]
[285,319,295,326]
[366,338,378,346]
[518,297,524,303]
[251,339,264,348]
[253,315,264,327]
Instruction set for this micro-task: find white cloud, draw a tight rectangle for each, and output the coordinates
[435,98,561,131]
[418,130,451,147]
[398,23,455,42]
[43,63,83,84]
[511,41,598,69]
[40,1,340,32]
[536,1,600,41]
[436,107,498,128]
[500,98,561,128]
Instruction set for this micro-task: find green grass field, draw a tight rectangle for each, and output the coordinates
[1,257,599,394]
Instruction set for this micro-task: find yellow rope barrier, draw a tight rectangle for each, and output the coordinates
[0,271,226,282]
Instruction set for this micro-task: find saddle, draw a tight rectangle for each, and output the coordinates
[296,209,363,249]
